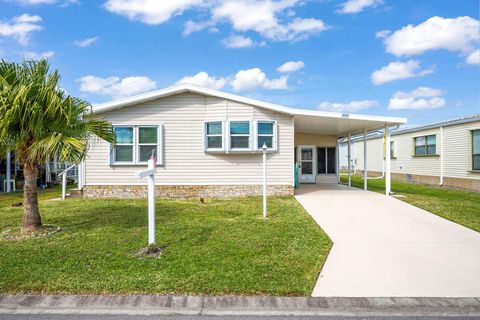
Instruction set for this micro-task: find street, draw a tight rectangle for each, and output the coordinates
[0,315,478,320]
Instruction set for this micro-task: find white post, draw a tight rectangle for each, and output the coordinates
[385,124,391,196]
[45,158,51,183]
[6,151,11,192]
[363,129,368,191]
[147,159,156,245]
[336,142,340,183]
[262,143,268,219]
[347,133,351,187]
[439,126,444,186]
[61,173,67,200]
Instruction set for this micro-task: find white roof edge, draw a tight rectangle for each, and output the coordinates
[92,83,407,125]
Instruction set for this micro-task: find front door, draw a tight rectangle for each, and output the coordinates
[298,146,316,183]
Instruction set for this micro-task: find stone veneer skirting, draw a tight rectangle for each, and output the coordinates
[83,184,294,199]
[357,170,480,191]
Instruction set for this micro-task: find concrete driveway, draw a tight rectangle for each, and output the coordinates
[295,184,480,297]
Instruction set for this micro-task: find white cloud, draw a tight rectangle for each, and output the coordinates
[371,60,434,85]
[466,49,480,64]
[276,60,305,73]
[231,67,288,91]
[22,50,54,59]
[337,0,383,14]
[104,0,205,25]
[176,71,227,90]
[383,16,479,60]
[14,0,80,6]
[78,75,157,99]
[0,14,43,45]
[318,100,378,113]
[375,29,391,38]
[104,0,328,43]
[212,2,328,41]
[74,36,99,47]
[222,35,257,48]
[388,87,446,110]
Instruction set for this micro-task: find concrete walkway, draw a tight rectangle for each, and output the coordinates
[295,184,480,297]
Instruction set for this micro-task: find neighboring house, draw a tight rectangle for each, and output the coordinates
[78,84,406,198]
[352,115,480,191]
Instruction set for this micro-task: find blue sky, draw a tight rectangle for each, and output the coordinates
[0,0,478,125]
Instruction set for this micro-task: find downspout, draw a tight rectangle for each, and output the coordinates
[439,126,444,186]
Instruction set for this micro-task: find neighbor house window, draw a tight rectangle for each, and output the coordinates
[256,121,276,150]
[114,127,134,162]
[473,129,480,170]
[137,126,158,163]
[205,121,223,150]
[112,125,162,165]
[414,134,436,155]
[229,121,250,150]
[390,141,395,158]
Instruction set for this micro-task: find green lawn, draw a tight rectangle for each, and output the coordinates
[0,190,331,295]
[340,175,480,232]
[0,185,62,209]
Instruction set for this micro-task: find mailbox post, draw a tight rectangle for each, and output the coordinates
[135,158,156,245]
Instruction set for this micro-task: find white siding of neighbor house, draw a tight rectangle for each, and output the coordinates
[355,121,480,180]
[85,92,294,186]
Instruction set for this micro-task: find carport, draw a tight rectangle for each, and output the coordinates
[295,183,480,297]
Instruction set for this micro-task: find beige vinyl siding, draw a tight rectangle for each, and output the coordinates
[85,92,294,186]
[355,121,480,180]
[443,121,480,179]
[295,133,337,146]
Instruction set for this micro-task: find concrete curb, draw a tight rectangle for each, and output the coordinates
[0,295,479,316]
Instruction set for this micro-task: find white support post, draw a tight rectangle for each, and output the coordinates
[439,126,444,186]
[61,173,67,200]
[385,124,391,196]
[45,158,51,183]
[336,142,340,183]
[147,159,156,245]
[347,133,351,187]
[262,143,268,219]
[6,151,11,192]
[363,129,368,191]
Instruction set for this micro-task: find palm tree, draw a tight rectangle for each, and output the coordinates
[0,59,114,233]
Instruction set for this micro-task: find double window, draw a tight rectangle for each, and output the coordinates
[204,120,277,152]
[473,129,480,171]
[414,134,436,155]
[112,125,162,165]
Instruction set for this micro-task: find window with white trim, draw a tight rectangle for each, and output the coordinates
[473,129,480,171]
[112,125,162,165]
[414,134,436,155]
[205,121,223,151]
[229,121,250,150]
[114,126,134,163]
[256,121,276,150]
[137,126,158,163]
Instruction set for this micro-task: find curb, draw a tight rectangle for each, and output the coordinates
[0,295,479,316]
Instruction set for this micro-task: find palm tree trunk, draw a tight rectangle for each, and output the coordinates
[22,163,42,233]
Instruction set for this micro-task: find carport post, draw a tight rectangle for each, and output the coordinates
[6,151,11,193]
[347,132,351,187]
[363,129,367,191]
[385,124,391,196]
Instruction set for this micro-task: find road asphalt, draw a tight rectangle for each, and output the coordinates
[1,315,479,320]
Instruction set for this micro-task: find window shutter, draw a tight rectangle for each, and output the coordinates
[222,120,226,151]
[249,120,253,151]
[274,120,278,151]
[157,124,164,166]
[107,143,113,166]
[254,120,258,151]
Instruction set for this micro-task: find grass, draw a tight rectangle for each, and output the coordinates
[0,185,62,209]
[0,189,331,295]
[340,174,480,232]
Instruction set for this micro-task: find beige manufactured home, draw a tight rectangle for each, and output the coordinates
[77,84,406,198]
[353,115,480,191]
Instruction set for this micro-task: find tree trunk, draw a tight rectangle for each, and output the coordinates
[22,163,42,233]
